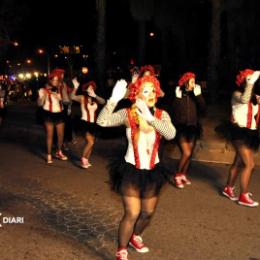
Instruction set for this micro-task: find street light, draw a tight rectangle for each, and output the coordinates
[37,48,50,75]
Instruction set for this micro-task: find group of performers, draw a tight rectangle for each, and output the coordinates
[37,66,260,260]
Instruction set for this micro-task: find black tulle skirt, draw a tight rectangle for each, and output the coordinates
[80,120,99,135]
[215,121,260,151]
[108,159,168,198]
[175,124,202,141]
[42,110,65,124]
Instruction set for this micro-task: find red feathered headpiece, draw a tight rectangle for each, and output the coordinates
[235,69,254,86]
[48,69,64,80]
[178,72,196,87]
[128,75,161,102]
[82,81,97,92]
[139,65,156,77]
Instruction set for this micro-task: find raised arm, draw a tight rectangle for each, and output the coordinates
[37,88,47,106]
[97,79,128,127]
[70,77,82,103]
[86,87,106,105]
[232,71,260,104]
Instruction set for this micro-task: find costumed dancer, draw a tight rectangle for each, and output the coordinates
[171,72,206,188]
[37,70,68,164]
[222,69,260,207]
[71,77,105,168]
[97,76,176,260]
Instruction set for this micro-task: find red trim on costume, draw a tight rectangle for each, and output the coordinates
[127,108,140,169]
[149,109,162,169]
[246,102,253,128]
[256,105,260,126]
[127,108,163,170]
[45,89,53,112]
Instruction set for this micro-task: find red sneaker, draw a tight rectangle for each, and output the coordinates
[116,248,128,260]
[55,150,68,161]
[174,174,184,189]
[222,185,238,201]
[181,174,191,185]
[129,234,149,253]
[238,193,259,207]
[81,157,91,169]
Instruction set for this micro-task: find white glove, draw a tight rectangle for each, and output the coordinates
[175,86,182,98]
[110,79,128,103]
[72,77,80,89]
[193,84,202,96]
[87,88,96,98]
[135,99,154,122]
[246,71,260,85]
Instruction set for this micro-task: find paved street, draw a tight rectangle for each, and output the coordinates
[0,136,260,260]
[0,102,260,260]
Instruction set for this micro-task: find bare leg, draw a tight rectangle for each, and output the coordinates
[44,121,54,155]
[55,122,65,151]
[227,152,243,187]
[236,145,255,193]
[82,132,95,159]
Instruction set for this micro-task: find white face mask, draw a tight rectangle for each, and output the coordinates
[138,82,156,107]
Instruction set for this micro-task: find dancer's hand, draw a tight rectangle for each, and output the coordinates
[175,86,182,98]
[87,88,96,98]
[135,99,154,122]
[246,71,260,85]
[72,77,80,89]
[193,84,202,96]
[110,79,128,103]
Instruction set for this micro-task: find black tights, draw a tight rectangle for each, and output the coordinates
[177,136,196,173]
[118,194,158,248]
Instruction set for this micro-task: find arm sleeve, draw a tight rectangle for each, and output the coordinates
[232,84,254,104]
[149,110,176,140]
[96,100,127,127]
[70,87,82,103]
[95,95,106,105]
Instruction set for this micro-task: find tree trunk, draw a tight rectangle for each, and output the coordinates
[137,20,146,66]
[207,0,222,104]
[95,0,106,95]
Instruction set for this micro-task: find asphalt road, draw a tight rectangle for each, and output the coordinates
[0,138,260,260]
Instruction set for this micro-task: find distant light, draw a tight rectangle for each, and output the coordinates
[43,73,47,77]
[54,54,58,58]
[34,72,39,77]
[113,51,117,55]
[10,75,16,81]
[38,49,44,54]
[81,67,89,74]
[25,73,32,79]
[26,59,32,64]
[17,63,21,66]
[13,41,19,47]
[6,60,10,64]
[82,54,88,59]
[18,73,24,79]
[149,32,155,37]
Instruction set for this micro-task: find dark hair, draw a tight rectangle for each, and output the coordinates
[254,78,260,95]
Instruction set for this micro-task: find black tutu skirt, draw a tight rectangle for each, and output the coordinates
[42,110,65,124]
[80,120,99,135]
[215,121,260,151]
[175,124,202,141]
[108,159,168,198]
